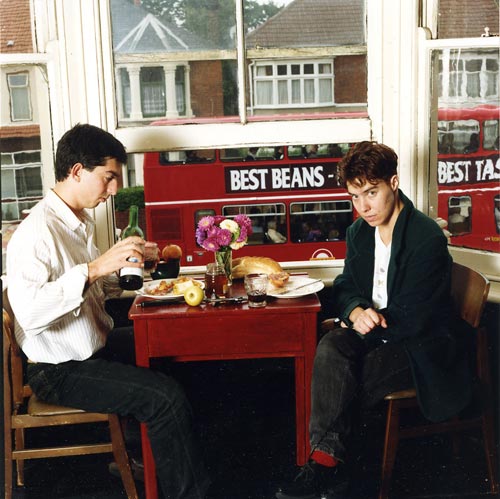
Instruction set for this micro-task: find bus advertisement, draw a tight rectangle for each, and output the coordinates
[143,143,352,267]
[437,105,500,253]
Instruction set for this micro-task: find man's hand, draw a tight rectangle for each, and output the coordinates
[349,306,387,335]
[87,236,145,286]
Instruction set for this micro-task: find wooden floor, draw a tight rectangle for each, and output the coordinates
[7,356,498,499]
[8,296,499,499]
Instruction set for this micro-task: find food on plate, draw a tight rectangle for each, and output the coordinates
[173,277,202,295]
[231,256,284,279]
[162,244,183,261]
[184,285,205,306]
[268,271,290,288]
[146,277,201,296]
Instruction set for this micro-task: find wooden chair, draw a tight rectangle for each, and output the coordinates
[378,262,498,498]
[3,308,139,499]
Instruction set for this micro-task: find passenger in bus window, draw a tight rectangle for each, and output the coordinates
[185,149,208,163]
[274,146,284,160]
[327,143,344,158]
[463,132,480,154]
[266,220,287,243]
[438,133,455,154]
[245,147,259,161]
[6,124,211,499]
[276,141,472,499]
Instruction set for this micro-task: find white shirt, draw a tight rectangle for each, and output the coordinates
[372,227,391,309]
[6,190,122,364]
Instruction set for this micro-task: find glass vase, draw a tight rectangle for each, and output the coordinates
[215,248,232,286]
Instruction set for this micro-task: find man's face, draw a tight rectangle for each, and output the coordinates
[77,158,123,209]
[347,175,399,228]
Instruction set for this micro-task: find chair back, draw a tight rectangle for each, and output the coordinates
[3,309,30,411]
[450,262,490,329]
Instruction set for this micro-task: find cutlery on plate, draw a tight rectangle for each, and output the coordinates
[271,278,323,295]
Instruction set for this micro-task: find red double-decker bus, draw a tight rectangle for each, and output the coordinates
[437,105,500,253]
[143,142,353,267]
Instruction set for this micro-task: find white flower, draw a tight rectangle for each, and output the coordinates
[220,219,239,233]
[230,240,246,250]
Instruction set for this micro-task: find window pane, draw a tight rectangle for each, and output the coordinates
[8,72,31,121]
[431,46,500,254]
[1,170,16,198]
[245,0,366,117]
[110,0,239,124]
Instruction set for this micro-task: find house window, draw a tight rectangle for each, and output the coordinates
[1,150,43,222]
[7,72,32,121]
[253,60,334,109]
[439,50,499,104]
[140,67,166,117]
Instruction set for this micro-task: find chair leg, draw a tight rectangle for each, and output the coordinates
[14,428,25,487]
[108,414,139,499]
[481,406,499,494]
[5,427,13,499]
[379,400,401,499]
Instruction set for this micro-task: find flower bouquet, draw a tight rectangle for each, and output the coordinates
[196,214,253,285]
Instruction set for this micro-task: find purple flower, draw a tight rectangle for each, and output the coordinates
[195,214,253,253]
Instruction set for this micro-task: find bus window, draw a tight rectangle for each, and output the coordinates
[438,119,480,154]
[494,195,500,234]
[159,150,215,164]
[222,203,287,245]
[185,149,215,163]
[195,209,216,228]
[220,147,277,162]
[289,143,348,158]
[448,196,472,236]
[290,200,352,243]
[484,119,500,150]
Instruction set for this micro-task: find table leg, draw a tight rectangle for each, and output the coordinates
[295,356,308,465]
[133,320,159,499]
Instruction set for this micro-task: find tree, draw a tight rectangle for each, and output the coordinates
[138,0,282,38]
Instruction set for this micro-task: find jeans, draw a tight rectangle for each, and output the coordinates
[26,327,210,499]
[309,327,413,462]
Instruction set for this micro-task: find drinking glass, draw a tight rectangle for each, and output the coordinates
[205,263,228,298]
[144,242,159,273]
[244,273,268,308]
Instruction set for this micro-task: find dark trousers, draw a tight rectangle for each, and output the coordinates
[26,327,210,499]
[309,328,413,462]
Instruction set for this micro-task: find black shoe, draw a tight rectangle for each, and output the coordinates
[276,460,340,499]
[108,457,144,482]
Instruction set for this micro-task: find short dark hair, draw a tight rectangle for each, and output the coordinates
[337,141,398,188]
[55,124,127,181]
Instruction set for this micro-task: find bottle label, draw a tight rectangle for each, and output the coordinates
[120,267,143,278]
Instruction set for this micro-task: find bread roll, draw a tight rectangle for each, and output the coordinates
[231,256,284,279]
[269,271,290,288]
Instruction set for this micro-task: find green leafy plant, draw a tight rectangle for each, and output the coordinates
[114,186,145,212]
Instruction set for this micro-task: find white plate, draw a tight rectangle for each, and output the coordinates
[267,276,324,298]
[137,278,204,300]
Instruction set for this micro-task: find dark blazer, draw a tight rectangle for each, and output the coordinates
[332,190,472,422]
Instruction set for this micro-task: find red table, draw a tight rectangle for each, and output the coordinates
[129,281,321,499]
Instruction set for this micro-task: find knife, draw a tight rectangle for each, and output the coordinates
[271,279,323,295]
[138,299,183,308]
[204,296,247,305]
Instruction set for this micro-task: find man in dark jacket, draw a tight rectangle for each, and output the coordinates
[276,141,472,499]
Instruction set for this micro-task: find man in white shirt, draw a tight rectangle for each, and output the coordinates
[7,123,210,499]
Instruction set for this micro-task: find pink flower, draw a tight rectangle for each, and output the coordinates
[196,214,253,252]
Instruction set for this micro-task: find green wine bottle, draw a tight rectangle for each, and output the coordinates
[119,205,144,290]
